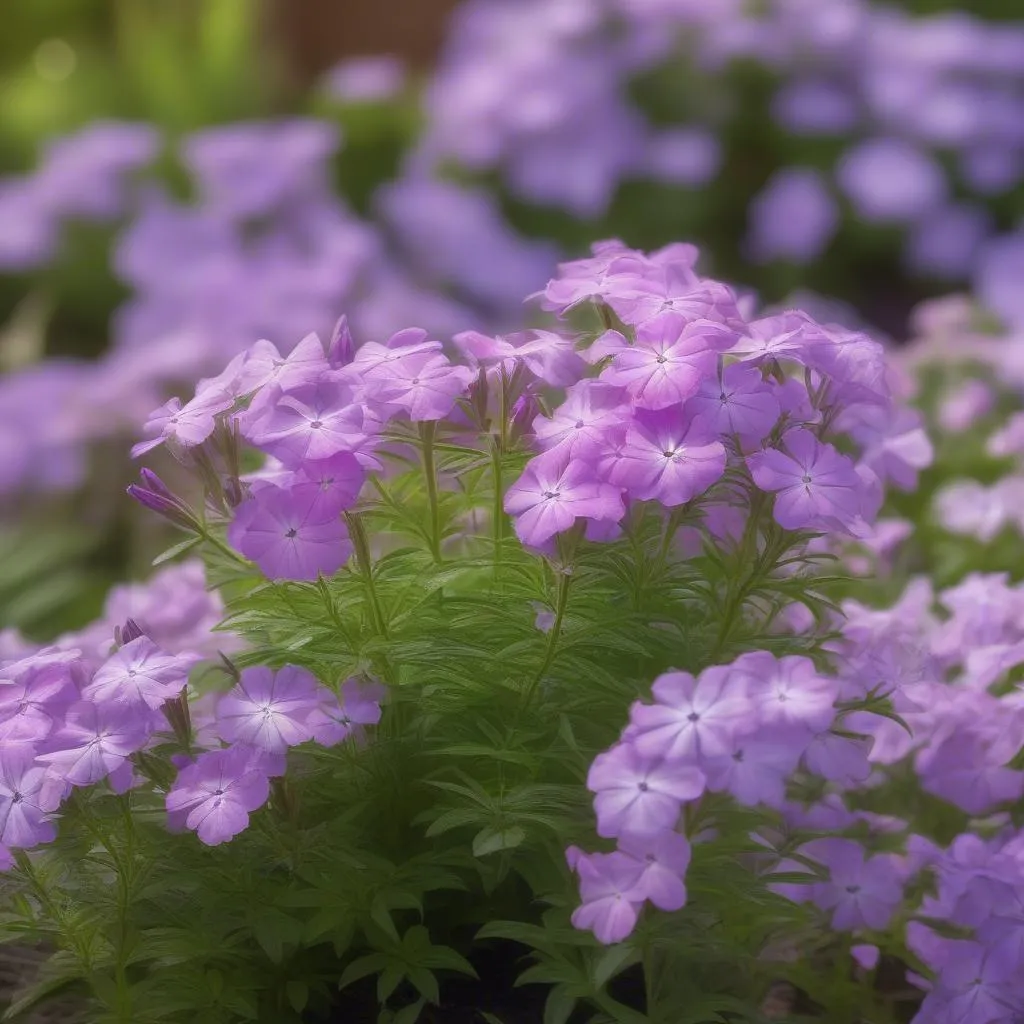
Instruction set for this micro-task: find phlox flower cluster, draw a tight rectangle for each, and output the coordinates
[0,559,382,855]
[0,116,555,504]
[420,0,1024,304]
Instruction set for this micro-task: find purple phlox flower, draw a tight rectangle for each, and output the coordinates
[182,120,339,221]
[837,137,947,224]
[307,677,384,747]
[569,849,646,944]
[803,730,874,786]
[165,744,271,846]
[629,666,755,765]
[617,829,691,912]
[363,349,475,422]
[587,741,705,839]
[805,838,904,931]
[644,127,721,188]
[36,700,151,787]
[845,407,933,492]
[216,665,321,754]
[241,376,369,467]
[504,448,624,548]
[287,451,365,519]
[684,362,780,445]
[988,412,1024,459]
[131,389,234,458]
[737,652,839,733]
[916,939,1024,1024]
[83,637,196,711]
[540,242,660,316]
[233,334,332,396]
[935,574,1024,659]
[703,730,805,808]
[976,230,1024,331]
[599,312,737,409]
[344,327,444,382]
[325,55,406,103]
[0,746,58,849]
[804,327,891,409]
[0,656,77,742]
[452,329,586,387]
[530,602,556,633]
[917,732,1024,815]
[772,78,859,136]
[906,202,993,281]
[533,380,629,459]
[746,167,839,265]
[730,310,823,365]
[227,482,353,581]
[964,641,1024,692]
[610,405,727,507]
[107,759,144,796]
[937,477,1024,543]
[606,272,743,330]
[748,428,868,535]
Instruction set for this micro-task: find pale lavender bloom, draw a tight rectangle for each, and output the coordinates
[975,230,1024,330]
[165,744,271,846]
[703,731,805,807]
[804,730,874,786]
[849,407,933,492]
[532,381,630,458]
[771,79,858,135]
[131,392,233,458]
[917,733,1024,815]
[183,120,340,221]
[748,428,866,534]
[227,482,353,581]
[285,452,366,519]
[806,838,904,931]
[233,334,332,396]
[325,55,407,102]
[216,665,321,754]
[987,412,1024,458]
[83,637,196,711]
[644,128,721,187]
[587,742,705,838]
[0,748,58,849]
[905,203,992,280]
[629,666,754,764]
[541,242,653,315]
[569,849,646,944]
[735,652,838,734]
[960,146,1024,196]
[617,830,691,912]
[307,678,384,747]
[0,180,57,268]
[684,363,780,444]
[836,137,946,223]
[242,377,368,466]
[504,449,624,548]
[364,350,475,422]
[599,312,736,409]
[747,168,839,264]
[933,480,1014,543]
[610,406,726,507]
[0,655,77,743]
[939,379,994,433]
[37,701,152,787]
[452,330,586,387]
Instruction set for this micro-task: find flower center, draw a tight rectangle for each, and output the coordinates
[285,528,298,539]
[720,393,728,403]
[687,712,700,723]
[656,355,668,365]
[801,474,812,484]
[310,420,323,430]
[11,792,22,804]
[662,450,676,460]
[574,419,585,429]
[213,788,224,796]
[637,781,649,792]
[732,749,745,762]
[845,884,861,894]
[541,490,560,500]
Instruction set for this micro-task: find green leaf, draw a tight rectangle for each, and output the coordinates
[472,826,526,857]
[407,966,440,1004]
[591,945,639,989]
[544,985,578,1024]
[286,980,309,1014]
[378,963,405,1003]
[390,999,426,1024]
[339,953,391,991]
[152,536,203,566]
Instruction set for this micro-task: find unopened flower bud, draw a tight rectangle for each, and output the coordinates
[328,314,355,368]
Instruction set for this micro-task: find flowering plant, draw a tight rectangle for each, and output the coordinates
[5,242,1023,1024]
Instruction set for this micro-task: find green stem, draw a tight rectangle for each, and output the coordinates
[519,568,572,712]
[200,527,250,567]
[420,421,443,562]
[346,513,388,639]
[490,439,504,570]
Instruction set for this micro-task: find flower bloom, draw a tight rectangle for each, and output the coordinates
[165,745,271,846]
[83,636,196,711]
[504,449,624,548]
[216,665,322,754]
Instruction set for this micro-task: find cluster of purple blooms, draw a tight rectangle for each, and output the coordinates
[0,114,556,503]
[421,0,1024,312]
[0,559,382,854]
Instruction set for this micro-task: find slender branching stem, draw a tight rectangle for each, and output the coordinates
[420,420,443,562]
